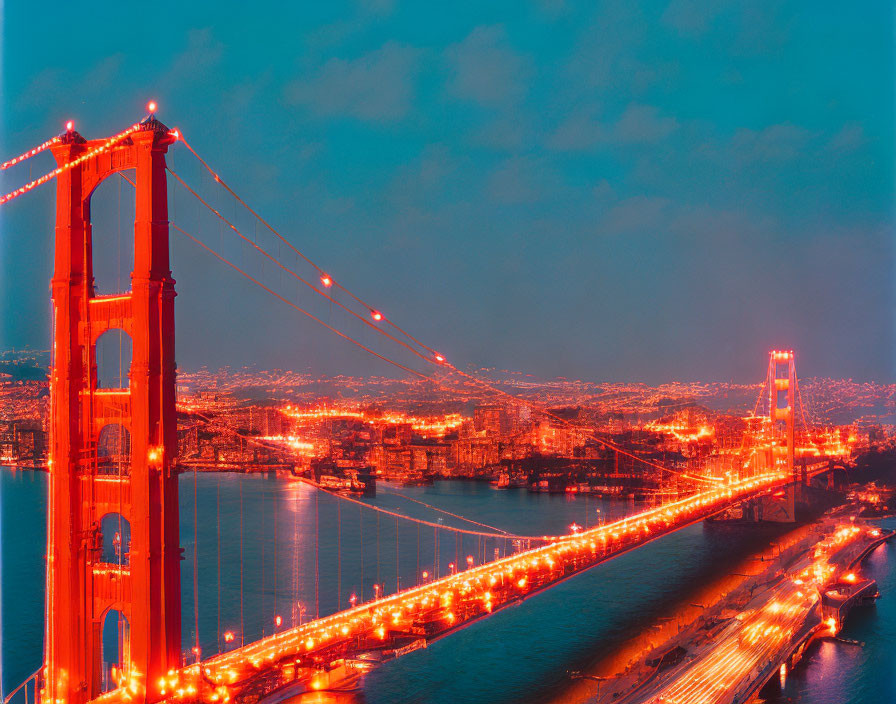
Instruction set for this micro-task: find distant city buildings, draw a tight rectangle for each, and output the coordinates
[2,352,893,481]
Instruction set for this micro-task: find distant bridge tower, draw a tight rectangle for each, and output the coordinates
[767,350,796,478]
[758,350,798,522]
[44,118,181,704]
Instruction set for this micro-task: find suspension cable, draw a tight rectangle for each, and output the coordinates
[307,479,552,539]
[170,221,430,380]
[0,123,141,205]
[1,133,61,170]
[169,214,711,485]
[125,160,718,487]
[380,488,513,535]
[167,166,435,367]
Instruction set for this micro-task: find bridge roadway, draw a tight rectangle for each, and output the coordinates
[612,521,889,704]
[93,471,799,704]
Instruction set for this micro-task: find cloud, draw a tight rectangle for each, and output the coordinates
[166,28,223,81]
[600,195,672,233]
[284,42,421,121]
[445,26,528,108]
[827,123,866,153]
[548,104,678,150]
[661,0,726,36]
[16,54,124,112]
[360,0,395,14]
[487,156,551,204]
[615,104,679,142]
[728,123,813,163]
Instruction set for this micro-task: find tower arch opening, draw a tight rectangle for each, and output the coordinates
[100,608,131,692]
[95,328,133,389]
[97,423,131,476]
[99,512,131,566]
[88,174,136,296]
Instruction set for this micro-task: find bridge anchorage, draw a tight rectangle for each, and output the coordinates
[0,112,847,704]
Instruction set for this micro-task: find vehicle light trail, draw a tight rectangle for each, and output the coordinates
[622,522,880,704]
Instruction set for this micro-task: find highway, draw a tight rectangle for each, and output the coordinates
[617,521,886,704]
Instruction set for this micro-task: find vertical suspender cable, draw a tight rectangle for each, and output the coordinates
[272,482,277,623]
[395,516,400,593]
[315,489,320,618]
[337,500,342,610]
[376,512,380,592]
[359,506,364,601]
[216,478,221,649]
[193,465,199,659]
[260,481,266,634]
[292,482,298,626]
[239,479,244,645]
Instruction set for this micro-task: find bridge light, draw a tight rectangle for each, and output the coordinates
[434,353,446,363]
[370,309,383,322]
[466,555,474,568]
[65,120,74,132]
[147,101,157,114]
[349,593,357,606]
[223,631,235,643]
[274,614,282,627]
[320,274,332,288]
[148,446,163,464]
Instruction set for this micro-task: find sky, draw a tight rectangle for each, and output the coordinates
[1,1,893,383]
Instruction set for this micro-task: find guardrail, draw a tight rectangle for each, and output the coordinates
[3,669,41,704]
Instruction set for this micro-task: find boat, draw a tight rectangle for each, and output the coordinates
[490,472,510,489]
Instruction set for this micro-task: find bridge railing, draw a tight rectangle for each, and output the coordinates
[3,669,42,704]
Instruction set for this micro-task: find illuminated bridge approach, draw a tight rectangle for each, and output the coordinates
[0,109,848,704]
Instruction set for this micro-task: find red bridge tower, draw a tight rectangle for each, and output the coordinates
[44,118,181,704]
[767,350,796,478]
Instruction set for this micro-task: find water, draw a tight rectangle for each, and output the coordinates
[2,468,893,703]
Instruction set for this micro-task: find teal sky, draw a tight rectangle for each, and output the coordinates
[1,1,893,383]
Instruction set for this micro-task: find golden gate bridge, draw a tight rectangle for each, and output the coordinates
[0,107,849,704]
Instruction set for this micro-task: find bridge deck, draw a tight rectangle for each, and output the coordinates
[87,472,798,704]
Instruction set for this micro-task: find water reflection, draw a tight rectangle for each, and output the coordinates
[3,469,893,704]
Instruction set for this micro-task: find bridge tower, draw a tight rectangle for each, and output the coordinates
[43,118,181,704]
[767,350,796,478]
[759,350,797,521]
